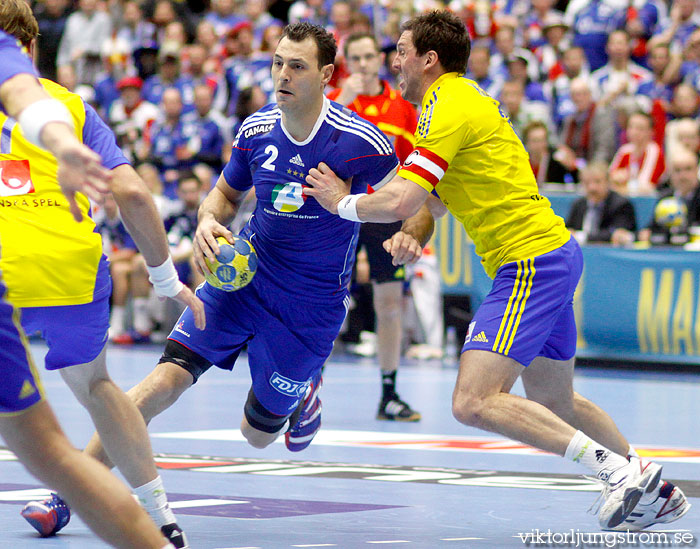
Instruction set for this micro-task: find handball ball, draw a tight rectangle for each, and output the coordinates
[654,196,688,228]
[204,235,258,291]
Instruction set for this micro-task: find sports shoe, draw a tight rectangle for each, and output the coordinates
[161,523,189,548]
[377,394,421,422]
[596,459,663,529]
[21,492,71,537]
[285,375,322,452]
[609,481,691,531]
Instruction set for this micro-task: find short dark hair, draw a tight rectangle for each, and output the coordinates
[178,169,202,187]
[401,10,470,74]
[344,32,379,58]
[281,22,337,68]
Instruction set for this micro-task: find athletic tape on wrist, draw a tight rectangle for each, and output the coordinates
[146,256,184,298]
[17,98,74,149]
[337,193,366,222]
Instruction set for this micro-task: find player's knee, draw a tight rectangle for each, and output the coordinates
[240,419,278,449]
[242,388,288,449]
[128,362,193,421]
[451,391,487,428]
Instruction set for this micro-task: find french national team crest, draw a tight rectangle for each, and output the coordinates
[0,159,34,197]
[271,182,306,213]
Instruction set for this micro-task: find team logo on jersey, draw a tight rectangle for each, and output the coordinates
[271,182,306,213]
[269,372,310,398]
[0,160,34,197]
[289,154,305,167]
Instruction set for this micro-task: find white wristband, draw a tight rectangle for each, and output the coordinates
[17,98,74,149]
[337,193,366,222]
[146,256,184,298]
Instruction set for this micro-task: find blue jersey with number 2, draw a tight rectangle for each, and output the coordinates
[223,97,398,303]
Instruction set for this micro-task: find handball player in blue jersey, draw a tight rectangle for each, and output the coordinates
[0,21,175,549]
[82,22,434,458]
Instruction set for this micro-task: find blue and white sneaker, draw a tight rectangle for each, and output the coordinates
[609,481,691,531]
[285,375,322,452]
[21,492,71,537]
[597,459,663,529]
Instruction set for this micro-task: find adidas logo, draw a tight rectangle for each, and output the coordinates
[289,154,305,167]
[595,449,610,463]
[18,379,36,400]
[472,331,488,343]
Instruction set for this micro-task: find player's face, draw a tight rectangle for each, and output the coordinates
[393,31,424,105]
[272,36,332,113]
[346,37,383,84]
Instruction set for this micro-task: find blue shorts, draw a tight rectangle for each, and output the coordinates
[20,293,110,370]
[0,281,44,414]
[463,237,583,366]
[168,280,348,416]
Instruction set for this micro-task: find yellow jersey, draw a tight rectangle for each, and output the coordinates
[0,79,126,307]
[398,73,570,278]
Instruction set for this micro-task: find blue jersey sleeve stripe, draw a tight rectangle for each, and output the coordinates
[1,119,14,154]
[327,106,392,155]
[328,104,394,151]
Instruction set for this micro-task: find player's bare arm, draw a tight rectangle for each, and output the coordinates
[194,174,248,275]
[0,73,111,221]
[384,200,440,265]
[305,162,429,222]
[111,164,206,330]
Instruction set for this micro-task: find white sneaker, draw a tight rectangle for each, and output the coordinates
[597,460,663,529]
[609,482,691,531]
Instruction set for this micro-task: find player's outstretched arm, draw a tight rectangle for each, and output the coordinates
[194,174,248,276]
[110,163,206,330]
[305,162,429,222]
[1,74,111,221]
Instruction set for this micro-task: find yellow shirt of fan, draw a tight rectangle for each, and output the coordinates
[398,72,570,278]
[0,79,103,306]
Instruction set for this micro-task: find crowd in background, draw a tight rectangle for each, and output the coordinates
[26,0,700,347]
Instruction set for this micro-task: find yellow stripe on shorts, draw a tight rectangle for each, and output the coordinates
[492,260,524,353]
[504,258,536,356]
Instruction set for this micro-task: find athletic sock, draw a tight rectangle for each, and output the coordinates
[381,370,397,401]
[564,430,630,482]
[134,476,176,527]
[133,297,151,334]
[110,305,126,335]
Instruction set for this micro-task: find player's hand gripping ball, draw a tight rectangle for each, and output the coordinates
[204,236,258,291]
[654,196,688,229]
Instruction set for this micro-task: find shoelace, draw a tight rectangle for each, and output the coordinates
[585,476,608,515]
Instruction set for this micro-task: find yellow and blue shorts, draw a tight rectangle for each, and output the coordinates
[463,237,583,366]
[0,281,43,414]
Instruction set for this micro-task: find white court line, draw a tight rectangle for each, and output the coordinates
[169,499,248,509]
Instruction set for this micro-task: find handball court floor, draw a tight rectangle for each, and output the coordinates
[1,343,699,548]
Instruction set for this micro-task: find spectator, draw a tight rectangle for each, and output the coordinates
[648,0,700,53]
[148,87,197,197]
[115,1,157,56]
[672,117,700,162]
[664,83,700,153]
[490,25,539,83]
[142,43,196,111]
[185,42,227,113]
[182,84,227,172]
[244,0,284,47]
[524,120,577,185]
[523,0,561,51]
[636,43,676,109]
[34,0,71,81]
[56,0,112,85]
[591,30,651,112]
[557,77,617,171]
[465,45,503,99]
[164,171,206,290]
[618,147,700,245]
[109,76,159,164]
[535,12,572,81]
[506,54,548,103]
[610,111,666,195]
[500,80,552,139]
[205,0,247,38]
[566,161,637,244]
[545,45,590,128]
[566,0,620,71]
[92,37,131,117]
[614,0,667,67]
[288,0,328,26]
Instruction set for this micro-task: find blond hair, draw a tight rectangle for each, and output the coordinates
[0,0,39,49]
